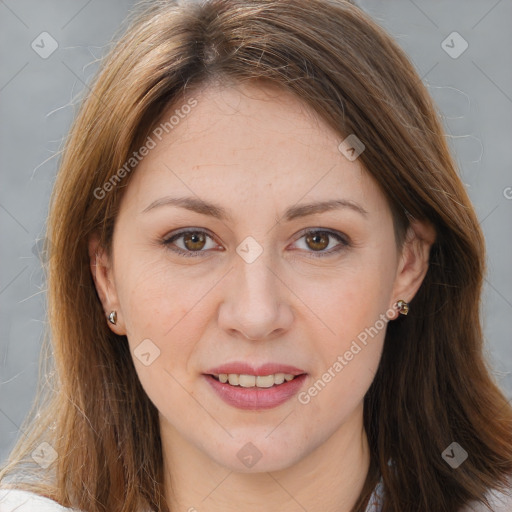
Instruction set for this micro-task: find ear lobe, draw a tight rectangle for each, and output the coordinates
[391,219,436,311]
[88,232,125,335]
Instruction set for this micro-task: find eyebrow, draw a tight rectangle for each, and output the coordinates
[141,196,368,221]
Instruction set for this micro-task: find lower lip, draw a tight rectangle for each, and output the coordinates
[204,374,308,410]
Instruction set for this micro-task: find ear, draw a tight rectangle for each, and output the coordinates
[88,232,126,335]
[389,219,436,318]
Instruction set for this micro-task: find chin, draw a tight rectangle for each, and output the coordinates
[206,435,309,474]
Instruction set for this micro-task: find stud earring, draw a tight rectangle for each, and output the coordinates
[396,300,409,316]
[108,311,117,325]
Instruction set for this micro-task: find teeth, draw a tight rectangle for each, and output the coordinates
[239,374,256,387]
[274,373,285,385]
[215,373,297,388]
[256,375,274,388]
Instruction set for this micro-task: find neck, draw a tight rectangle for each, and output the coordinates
[161,405,371,512]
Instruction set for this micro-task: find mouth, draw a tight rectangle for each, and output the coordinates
[208,372,304,388]
[203,363,308,409]
[203,370,308,410]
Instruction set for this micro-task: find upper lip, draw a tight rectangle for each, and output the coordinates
[205,362,307,376]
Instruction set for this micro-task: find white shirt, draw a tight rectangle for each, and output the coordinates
[364,480,512,512]
[0,489,77,511]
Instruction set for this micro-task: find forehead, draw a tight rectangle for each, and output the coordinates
[119,82,387,218]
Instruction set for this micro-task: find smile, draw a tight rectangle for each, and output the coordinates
[204,373,308,410]
[211,372,298,388]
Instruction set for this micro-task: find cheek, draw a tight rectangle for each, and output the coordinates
[114,252,217,377]
[114,259,212,414]
[303,245,397,349]
[296,244,396,411]
[299,295,387,427]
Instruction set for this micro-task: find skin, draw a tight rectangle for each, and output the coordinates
[89,81,434,512]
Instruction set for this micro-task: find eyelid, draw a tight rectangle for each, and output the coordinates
[293,227,350,244]
[161,228,222,258]
[161,227,350,258]
[289,228,350,258]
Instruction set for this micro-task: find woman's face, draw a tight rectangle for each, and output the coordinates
[90,81,430,473]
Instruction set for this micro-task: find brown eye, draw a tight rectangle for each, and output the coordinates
[183,232,206,251]
[162,229,219,257]
[305,232,330,251]
[292,229,349,258]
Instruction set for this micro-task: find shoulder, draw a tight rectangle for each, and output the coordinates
[0,489,77,512]
[367,478,512,512]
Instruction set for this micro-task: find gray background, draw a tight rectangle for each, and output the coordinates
[1,0,511,465]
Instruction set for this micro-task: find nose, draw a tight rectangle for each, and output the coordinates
[217,250,294,341]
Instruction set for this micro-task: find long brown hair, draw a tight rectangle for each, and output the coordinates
[1,1,511,511]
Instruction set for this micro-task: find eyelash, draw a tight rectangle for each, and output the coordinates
[161,228,350,258]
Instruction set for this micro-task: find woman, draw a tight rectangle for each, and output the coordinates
[1,0,511,511]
